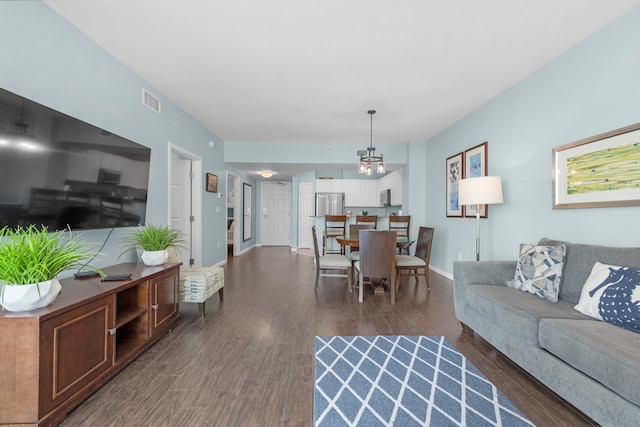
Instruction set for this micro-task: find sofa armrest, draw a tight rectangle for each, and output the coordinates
[453,260,517,321]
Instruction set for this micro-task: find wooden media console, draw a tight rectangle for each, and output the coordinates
[0,262,181,427]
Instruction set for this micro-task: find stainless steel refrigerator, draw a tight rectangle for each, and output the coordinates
[315,192,345,216]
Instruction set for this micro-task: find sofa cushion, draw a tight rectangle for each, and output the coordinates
[507,244,566,302]
[574,262,640,334]
[539,318,640,407]
[465,285,590,346]
[538,238,640,305]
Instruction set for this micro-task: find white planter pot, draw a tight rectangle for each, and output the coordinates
[141,249,168,266]
[1,278,62,312]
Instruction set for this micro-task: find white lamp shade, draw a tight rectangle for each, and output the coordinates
[458,176,504,206]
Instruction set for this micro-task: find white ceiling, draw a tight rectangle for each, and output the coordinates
[45,0,640,179]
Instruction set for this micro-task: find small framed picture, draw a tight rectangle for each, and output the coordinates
[464,142,488,218]
[445,152,464,217]
[206,173,218,193]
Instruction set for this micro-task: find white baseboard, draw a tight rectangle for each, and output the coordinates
[429,265,453,281]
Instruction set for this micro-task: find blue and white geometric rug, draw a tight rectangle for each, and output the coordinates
[314,335,535,427]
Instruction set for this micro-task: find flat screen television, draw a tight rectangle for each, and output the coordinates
[0,87,150,230]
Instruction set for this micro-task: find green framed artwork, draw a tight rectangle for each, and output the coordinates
[553,122,640,209]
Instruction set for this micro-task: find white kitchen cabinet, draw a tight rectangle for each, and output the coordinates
[315,179,332,193]
[339,180,362,207]
[389,169,403,206]
[361,180,379,207]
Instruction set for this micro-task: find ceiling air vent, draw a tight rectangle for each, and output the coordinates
[357,149,367,156]
[142,88,161,113]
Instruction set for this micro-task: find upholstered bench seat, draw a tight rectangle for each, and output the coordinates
[178,266,224,318]
[167,247,224,318]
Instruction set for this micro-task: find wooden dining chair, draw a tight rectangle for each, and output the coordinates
[354,230,397,304]
[389,215,411,254]
[356,215,378,229]
[395,226,435,291]
[312,226,352,291]
[322,214,347,255]
[348,224,375,283]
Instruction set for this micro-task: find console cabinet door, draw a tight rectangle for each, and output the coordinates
[150,268,179,336]
[40,295,114,417]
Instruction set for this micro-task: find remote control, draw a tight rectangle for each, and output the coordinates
[74,271,100,278]
[102,274,132,282]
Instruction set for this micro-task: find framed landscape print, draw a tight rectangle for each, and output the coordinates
[446,152,464,217]
[464,142,488,218]
[553,122,640,209]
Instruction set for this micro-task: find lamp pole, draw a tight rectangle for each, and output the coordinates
[475,204,481,261]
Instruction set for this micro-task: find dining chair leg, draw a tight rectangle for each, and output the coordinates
[390,272,396,305]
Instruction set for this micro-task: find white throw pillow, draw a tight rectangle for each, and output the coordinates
[574,262,640,333]
[507,244,566,302]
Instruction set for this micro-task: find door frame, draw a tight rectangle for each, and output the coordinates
[226,170,241,259]
[168,143,202,267]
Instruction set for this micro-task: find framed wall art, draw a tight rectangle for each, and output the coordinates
[243,183,252,241]
[445,152,464,217]
[464,142,488,218]
[206,173,218,193]
[553,122,640,209]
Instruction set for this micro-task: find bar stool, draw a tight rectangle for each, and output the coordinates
[322,214,347,255]
[389,215,411,254]
[356,215,378,229]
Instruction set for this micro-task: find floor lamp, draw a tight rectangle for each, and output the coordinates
[458,176,504,261]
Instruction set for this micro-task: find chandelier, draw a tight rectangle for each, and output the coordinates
[0,99,39,150]
[358,110,384,175]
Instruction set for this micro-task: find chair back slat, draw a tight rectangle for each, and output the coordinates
[389,215,410,237]
[349,224,374,238]
[356,215,378,229]
[324,215,347,235]
[414,227,435,262]
[359,230,397,278]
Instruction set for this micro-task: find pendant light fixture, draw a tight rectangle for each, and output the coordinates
[358,110,384,175]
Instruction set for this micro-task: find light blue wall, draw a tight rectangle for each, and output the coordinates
[0,2,242,269]
[419,5,640,276]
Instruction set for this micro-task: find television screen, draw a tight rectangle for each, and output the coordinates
[0,87,150,230]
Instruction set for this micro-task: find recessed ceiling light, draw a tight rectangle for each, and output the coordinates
[261,171,273,178]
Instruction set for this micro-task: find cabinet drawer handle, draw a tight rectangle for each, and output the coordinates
[108,328,116,335]
[151,304,159,310]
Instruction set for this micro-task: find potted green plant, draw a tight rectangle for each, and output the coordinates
[0,225,102,312]
[121,224,186,266]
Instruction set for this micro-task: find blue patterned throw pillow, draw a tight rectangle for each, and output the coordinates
[575,262,640,334]
[507,244,566,302]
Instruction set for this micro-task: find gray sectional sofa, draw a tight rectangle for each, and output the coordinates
[453,238,640,427]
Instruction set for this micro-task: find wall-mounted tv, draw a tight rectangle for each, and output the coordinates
[0,87,151,230]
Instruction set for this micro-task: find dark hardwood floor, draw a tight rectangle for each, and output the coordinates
[60,247,596,426]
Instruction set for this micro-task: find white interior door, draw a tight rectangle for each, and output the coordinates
[170,159,192,265]
[261,182,291,246]
[298,183,312,249]
[168,143,202,267]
